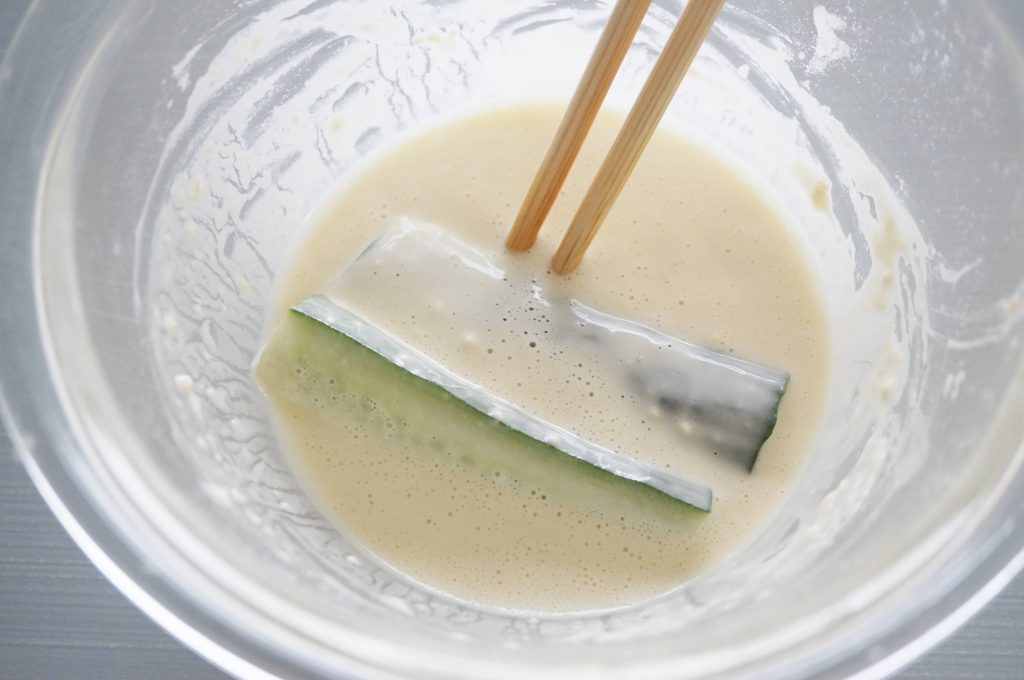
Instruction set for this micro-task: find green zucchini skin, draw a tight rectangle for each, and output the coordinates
[256,307,710,521]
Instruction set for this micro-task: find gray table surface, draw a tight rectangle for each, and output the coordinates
[1,1,1023,678]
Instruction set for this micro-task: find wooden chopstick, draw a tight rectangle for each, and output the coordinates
[547,0,726,274]
[506,0,652,252]
[551,0,725,274]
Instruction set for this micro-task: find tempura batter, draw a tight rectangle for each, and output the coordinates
[262,104,830,611]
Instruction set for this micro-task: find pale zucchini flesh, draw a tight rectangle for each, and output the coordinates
[327,223,788,473]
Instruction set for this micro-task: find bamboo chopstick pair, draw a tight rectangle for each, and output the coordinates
[505,0,726,274]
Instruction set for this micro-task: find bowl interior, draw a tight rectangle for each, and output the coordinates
[9,0,1024,677]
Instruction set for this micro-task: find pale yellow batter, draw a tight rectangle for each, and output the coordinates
[264,104,830,611]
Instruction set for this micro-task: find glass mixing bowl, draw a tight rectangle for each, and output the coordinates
[1,1,1023,678]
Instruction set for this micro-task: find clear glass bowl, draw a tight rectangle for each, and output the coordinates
[1,1,1023,678]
